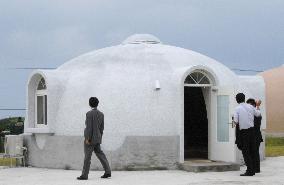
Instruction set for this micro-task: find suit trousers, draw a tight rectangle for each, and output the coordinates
[240,127,257,174]
[81,143,111,177]
[255,142,261,172]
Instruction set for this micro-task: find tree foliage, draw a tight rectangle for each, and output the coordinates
[0,117,24,135]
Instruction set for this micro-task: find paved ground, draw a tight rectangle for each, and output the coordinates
[0,157,284,185]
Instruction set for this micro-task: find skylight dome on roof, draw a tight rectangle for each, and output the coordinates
[122,34,161,44]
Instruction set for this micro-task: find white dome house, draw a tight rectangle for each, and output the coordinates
[24,34,266,170]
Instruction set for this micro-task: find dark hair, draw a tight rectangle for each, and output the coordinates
[246,98,256,107]
[89,97,99,108]
[236,93,245,103]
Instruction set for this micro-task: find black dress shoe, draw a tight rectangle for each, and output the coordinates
[101,173,111,178]
[77,176,88,180]
[240,172,255,176]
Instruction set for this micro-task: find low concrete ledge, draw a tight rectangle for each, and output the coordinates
[25,128,54,135]
[179,160,240,172]
[124,164,168,171]
[265,132,284,137]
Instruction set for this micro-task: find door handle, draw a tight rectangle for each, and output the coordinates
[228,121,236,128]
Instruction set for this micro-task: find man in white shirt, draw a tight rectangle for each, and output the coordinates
[234,93,261,176]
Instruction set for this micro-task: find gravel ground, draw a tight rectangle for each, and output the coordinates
[0,157,283,185]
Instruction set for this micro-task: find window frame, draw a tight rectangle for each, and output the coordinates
[184,70,212,85]
[35,79,47,128]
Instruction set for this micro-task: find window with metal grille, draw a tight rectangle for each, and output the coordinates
[184,71,211,85]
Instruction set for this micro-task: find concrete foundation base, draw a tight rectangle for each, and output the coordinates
[23,133,266,171]
[24,135,180,170]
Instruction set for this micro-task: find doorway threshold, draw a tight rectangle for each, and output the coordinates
[179,159,240,172]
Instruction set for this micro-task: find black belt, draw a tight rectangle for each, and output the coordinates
[240,127,254,131]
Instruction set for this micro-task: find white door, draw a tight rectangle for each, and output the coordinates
[209,86,237,162]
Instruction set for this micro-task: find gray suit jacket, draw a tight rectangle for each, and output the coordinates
[84,108,104,144]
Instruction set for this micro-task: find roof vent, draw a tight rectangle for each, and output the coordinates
[122,34,161,44]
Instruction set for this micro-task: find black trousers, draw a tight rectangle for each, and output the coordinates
[255,142,261,172]
[240,127,257,174]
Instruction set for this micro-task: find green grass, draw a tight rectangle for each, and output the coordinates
[265,137,284,157]
[0,158,16,166]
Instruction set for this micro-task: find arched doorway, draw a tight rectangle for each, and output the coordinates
[184,70,213,159]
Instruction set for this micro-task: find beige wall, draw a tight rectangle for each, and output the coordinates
[260,67,284,134]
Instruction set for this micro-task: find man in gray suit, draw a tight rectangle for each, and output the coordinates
[77,97,111,180]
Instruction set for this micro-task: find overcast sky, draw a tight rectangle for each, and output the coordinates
[0,0,283,118]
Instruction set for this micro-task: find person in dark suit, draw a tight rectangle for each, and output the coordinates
[233,93,261,176]
[247,98,263,173]
[77,97,111,180]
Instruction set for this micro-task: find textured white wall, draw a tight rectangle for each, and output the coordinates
[25,35,263,152]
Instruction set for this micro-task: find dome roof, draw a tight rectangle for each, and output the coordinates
[57,34,236,83]
[33,34,239,138]
[122,34,161,44]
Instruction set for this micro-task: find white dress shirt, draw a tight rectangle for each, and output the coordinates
[234,103,261,130]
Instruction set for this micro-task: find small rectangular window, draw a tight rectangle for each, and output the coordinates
[217,95,229,142]
[37,96,44,124]
[44,95,47,125]
[37,95,47,125]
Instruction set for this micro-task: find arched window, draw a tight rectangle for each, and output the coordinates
[35,77,47,126]
[184,71,212,86]
[37,78,46,90]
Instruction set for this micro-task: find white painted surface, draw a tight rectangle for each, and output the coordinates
[25,128,53,134]
[1,157,284,185]
[122,34,161,44]
[34,134,48,150]
[4,135,23,156]
[210,86,237,162]
[24,34,266,162]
